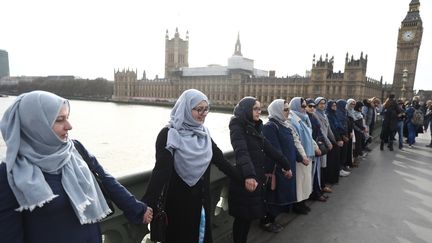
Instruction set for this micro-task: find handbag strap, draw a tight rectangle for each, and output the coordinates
[156,149,174,211]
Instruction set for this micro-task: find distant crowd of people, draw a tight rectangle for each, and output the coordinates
[1,89,431,243]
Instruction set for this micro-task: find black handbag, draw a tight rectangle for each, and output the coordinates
[317,137,329,156]
[150,184,169,242]
[73,140,115,216]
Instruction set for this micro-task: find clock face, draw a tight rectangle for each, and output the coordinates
[402,31,415,41]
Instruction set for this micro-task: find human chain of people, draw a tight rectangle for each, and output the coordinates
[1,89,431,243]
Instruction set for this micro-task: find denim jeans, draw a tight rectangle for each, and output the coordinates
[407,122,416,145]
[397,121,404,147]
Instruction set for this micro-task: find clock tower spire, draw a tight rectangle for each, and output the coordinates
[392,0,423,99]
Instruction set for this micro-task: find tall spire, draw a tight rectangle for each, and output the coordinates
[234,32,242,56]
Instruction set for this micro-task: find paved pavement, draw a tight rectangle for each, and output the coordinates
[245,132,432,243]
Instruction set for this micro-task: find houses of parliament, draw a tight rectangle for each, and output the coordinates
[113,0,423,108]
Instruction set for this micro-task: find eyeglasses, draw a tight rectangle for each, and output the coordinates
[308,105,315,108]
[192,106,210,115]
[253,107,261,112]
[283,108,289,112]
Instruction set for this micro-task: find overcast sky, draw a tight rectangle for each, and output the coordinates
[1,0,431,90]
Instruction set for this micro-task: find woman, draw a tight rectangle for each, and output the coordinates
[380,94,401,150]
[142,89,240,243]
[262,99,299,232]
[350,101,366,165]
[0,90,152,243]
[325,100,345,184]
[314,97,335,193]
[288,97,317,212]
[228,96,292,243]
[305,98,327,202]
[336,99,352,174]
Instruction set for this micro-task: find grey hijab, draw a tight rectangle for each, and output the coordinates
[0,91,111,224]
[268,99,290,128]
[166,89,213,187]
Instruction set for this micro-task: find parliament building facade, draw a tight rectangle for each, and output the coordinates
[113,1,425,108]
[113,28,383,108]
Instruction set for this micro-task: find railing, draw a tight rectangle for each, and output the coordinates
[101,117,383,243]
[101,151,235,243]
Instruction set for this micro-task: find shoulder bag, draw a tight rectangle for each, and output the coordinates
[72,140,115,216]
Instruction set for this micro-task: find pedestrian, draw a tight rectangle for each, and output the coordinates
[424,100,432,147]
[305,98,327,202]
[396,99,406,149]
[228,96,292,243]
[261,99,299,232]
[0,90,152,243]
[142,89,240,243]
[325,100,345,183]
[337,99,352,175]
[405,97,422,148]
[288,97,317,212]
[380,94,402,150]
[350,101,366,165]
[314,97,335,194]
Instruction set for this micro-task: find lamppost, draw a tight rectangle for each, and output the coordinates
[401,67,408,101]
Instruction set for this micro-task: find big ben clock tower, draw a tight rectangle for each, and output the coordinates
[392,0,423,99]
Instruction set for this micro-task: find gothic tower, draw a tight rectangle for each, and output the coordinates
[165,28,189,78]
[392,0,423,99]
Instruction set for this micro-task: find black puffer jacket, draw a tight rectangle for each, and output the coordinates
[228,97,290,220]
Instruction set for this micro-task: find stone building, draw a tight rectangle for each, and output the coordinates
[0,49,10,79]
[113,29,385,108]
[392,0,423,100]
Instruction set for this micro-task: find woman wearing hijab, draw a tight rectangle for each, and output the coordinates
[288,97,317,213]
[350,101,366,165]
[325,100,345,184]
[304,98,328,202]
[228,96,292,243]
[336,99,352,175]
[142,89,239,243]
[314,97,335,193]
[0,91,152,243]
[261,99,299,232]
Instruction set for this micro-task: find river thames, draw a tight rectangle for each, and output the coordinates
[0,96,242,177]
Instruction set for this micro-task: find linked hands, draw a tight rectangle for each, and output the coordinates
[282,168,293,179]
[143,206,153,224]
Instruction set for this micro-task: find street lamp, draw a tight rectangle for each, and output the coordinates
[401,67,408,101]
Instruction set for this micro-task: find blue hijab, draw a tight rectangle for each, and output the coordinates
[326,100,344,135]
[336,99,348,132]
[0,91,111,224]
[288,97,314,157]
[166,89,213,187]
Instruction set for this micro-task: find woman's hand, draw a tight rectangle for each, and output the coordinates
[302,157,310,166]
[328,144,333,150]
[337,140,344,147]
[315,148,322,156]
[282,169,293,179]
[245,178,258,192]
[143,206,153,224]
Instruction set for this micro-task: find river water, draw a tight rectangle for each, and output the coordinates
[0,96,239,177]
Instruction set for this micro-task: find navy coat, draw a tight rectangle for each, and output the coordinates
[262,118,301,205]
[0,140,146,243]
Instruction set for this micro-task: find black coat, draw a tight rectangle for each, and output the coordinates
[228,117,290,220]
[142,127,239,243]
